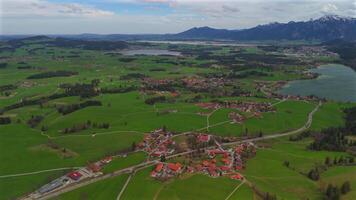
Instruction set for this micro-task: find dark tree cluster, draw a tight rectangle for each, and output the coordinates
[27,115,44,128]
[1,93,68,113]
[307,167,321,181]
[101,86,136,94]
[17,66,33,70]
[120,73,147,80]
[289,131,311,141]
[60,82,99,98]
[324,182,351,200]
[0,84,17,92]
[0,117,11,125]
[144,96,167,105]
[57,100,102,115]
[27,70,78,79]
[227,70,271,79]
[263,192,277,200]
[62,120,110,134]
[344,107,356,134]
[325,40,356,70]
[309,127,354,151]
[0,63,8,69]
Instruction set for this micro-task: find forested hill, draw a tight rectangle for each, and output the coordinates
[325,40,356,70]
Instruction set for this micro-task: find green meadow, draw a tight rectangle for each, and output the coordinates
[0,39,355,200]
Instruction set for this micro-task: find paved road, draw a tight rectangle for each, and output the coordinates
[24,101,321,200]
[116,172,135,200]
[222,101,321,147]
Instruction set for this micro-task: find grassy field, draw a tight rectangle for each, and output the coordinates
[0,39,355,200]
[55,174,129,200]
[243,137,350,200]
[209,100,315,136]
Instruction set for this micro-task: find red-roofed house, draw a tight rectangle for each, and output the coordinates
[68,171,82,181]
[197,134,210,143]
[202,160,210,167]
[230,173,243,180]
[220,166,231,172]
[168,163,182,173]
[221,158,231,165]
[155,163,164,172]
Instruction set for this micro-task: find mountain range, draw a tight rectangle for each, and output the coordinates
[1,15,355,42]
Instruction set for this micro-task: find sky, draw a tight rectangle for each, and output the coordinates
[1,0,355,34]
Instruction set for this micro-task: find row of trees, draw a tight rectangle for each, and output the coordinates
[56,100,102,115]
[27,70,78,79]
[0,117,11,125]
[27,115,44,128]
[62,120,110,134]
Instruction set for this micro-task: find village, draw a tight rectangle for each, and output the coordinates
[28,128,257,198]
[148,131,256,181]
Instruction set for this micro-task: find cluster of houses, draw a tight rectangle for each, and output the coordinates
[196,101,275,123]
[31,156,113,197]
[142,77,174,87]
[228,112,246,123]
[150,162,183,179]
[137,128,176,158]
[182,76,227,91]
[193,142,256,180]
[282,46,338,58]
[225,101,275,114]
[150,133,256,182]
[256,81,321,101]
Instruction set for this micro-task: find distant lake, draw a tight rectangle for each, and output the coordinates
[120,49,181,56]
[279,64,356,102]
[139,40,263,47]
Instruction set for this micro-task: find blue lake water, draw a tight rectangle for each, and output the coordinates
[279,64,356,102]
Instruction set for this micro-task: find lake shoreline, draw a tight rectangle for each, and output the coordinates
[279,64,356,102]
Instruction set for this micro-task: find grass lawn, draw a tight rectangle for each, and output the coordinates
[243,137,350,200]
[102,152,147,174]
[0,170,67,200]
[55,174,129,200]
[209,100,315,136]
[319,166,356,200]
[156,174,254,200]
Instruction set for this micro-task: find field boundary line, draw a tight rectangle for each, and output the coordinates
[224,180,245,200]
[0,167,82,178]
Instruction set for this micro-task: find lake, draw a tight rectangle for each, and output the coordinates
[279,64,356,102]
[120,49,181,56]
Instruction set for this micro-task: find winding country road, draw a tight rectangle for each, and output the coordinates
[23,101,322,200]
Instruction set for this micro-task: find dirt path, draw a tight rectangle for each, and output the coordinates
[224,180,246,200]
[0,167,82,179]
[116,172,135,200]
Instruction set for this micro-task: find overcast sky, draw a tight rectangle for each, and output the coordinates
[1,0,355,34]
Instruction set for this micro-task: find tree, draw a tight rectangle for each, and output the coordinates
[325,157,332,166]
[131,142,136,151]
[308,168,320,181]
[325,184,340,200]
[283,160,290,168]
[341,181,351,194]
